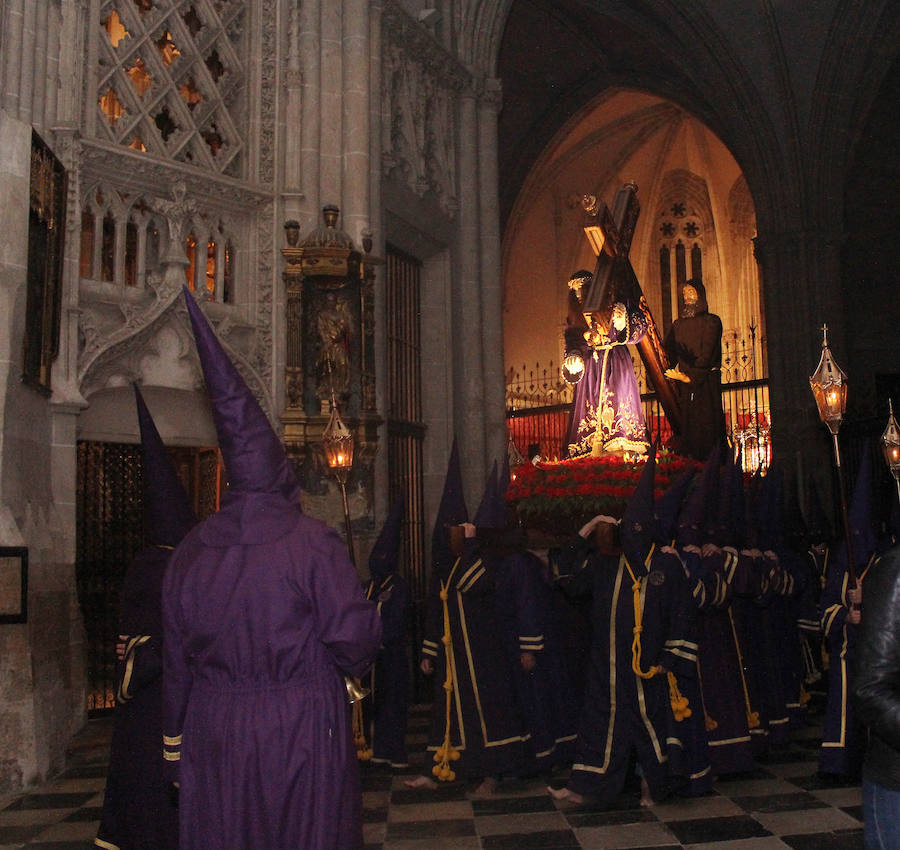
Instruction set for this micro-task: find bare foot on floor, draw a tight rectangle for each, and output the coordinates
[469,776,498,797]
[639,777,655,807]
[403,775,438,790]
[547,786,584,804]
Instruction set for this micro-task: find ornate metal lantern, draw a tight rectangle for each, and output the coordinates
[809,325,849,436]
[881,399,900,506]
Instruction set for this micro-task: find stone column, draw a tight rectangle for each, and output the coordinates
[455,85,486,504]
[299,0,321,221]
[341,0,370,246]
[281,0,304,223]
[477,77,506,469]
[2,0,25,115]
[319,0,342,204]
[368,0,388,514]
[18,0,37,125]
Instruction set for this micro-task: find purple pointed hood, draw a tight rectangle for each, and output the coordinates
[654,469,695,546]
[474,461,506,530]
[676,442,719,548]
[431,438,468,570]
[729,455,748,549]
[182,287,300,502]
[804,473,832,545]
[621,448,658,568]
[756,462,784,551]
[134,384,197,547]
[369,498,404,581]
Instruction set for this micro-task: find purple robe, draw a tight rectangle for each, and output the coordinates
[363,573,410,768]
[420,540,529,780]
[818,551,871,777]
[162,491,382,850]
[557,538,697,803]
[687,545,754,777]
[564,308,648,458]
[96,545,179,850]
[494,550,578,771]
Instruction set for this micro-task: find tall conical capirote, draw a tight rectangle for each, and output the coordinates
[754,461,783,551]
[847,441,877,566]
[654,469,695,546]
[182,287,301,501]
[804,472,832,545]
[369,497,405,581]
[781,474,809,551]
[676,442,719,548]
[431,438,468,570]
[133,384,197,547]
[729,452,748,549]
[621,445,658,567]
[474,461,504,530]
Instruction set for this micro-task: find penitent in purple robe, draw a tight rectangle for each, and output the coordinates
[96,545,179,850]
[162,492,382,850]
[363,571,411,768]
[494,549,578,771]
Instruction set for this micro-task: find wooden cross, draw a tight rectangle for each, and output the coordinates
[577,182,682,435]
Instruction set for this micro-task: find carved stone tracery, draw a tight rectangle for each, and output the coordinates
[381,1,471,217]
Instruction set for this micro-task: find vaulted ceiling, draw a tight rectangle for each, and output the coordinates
[495,0,723,230]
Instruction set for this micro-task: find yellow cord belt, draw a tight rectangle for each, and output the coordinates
[434,559,462,781]
[623,547,690,720]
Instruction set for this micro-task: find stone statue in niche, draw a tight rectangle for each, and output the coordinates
[315,291,352,407]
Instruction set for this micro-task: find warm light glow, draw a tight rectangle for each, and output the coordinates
[583,224,606,256]
[881,399,900,480]
[99,88,125,124]
[561,353,585,384]
[104,10,129,48]
[156,31,180,66]
[809,325,848,436]
[127,58,152,96]
[322,399,354,483]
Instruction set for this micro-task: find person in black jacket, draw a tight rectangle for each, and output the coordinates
[853,543,900,850]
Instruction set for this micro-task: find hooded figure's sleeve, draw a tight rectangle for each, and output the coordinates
[161,554,191,782]
[306,527,382,678]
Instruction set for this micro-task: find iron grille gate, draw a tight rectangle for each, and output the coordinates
[76,441,222,714]
[385,246,428,701]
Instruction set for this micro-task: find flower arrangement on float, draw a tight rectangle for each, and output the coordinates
[507,448,699,535]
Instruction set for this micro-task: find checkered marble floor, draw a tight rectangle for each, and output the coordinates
[0,703,864,849]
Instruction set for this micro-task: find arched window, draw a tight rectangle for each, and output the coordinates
[101,212,116,282]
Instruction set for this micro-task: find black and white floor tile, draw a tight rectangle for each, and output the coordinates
[0,703,864,849]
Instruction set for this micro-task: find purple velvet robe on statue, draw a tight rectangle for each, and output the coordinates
[564,307,648,458]
[162,491,382,850]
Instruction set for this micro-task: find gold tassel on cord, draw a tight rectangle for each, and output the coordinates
[667,671,692,721]
[625,548,662,680]
[433,563,461,782]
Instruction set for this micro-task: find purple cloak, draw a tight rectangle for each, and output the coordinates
[162,491,382,850]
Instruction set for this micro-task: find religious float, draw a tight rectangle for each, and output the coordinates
[506,449,699,537]
[505,182,712,536]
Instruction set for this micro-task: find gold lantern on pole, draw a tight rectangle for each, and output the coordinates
[809,324,856,585]
[321,394,356,565]
[881,399,900,508]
